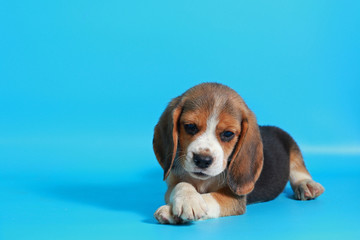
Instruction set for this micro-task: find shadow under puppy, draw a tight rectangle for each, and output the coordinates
[153,83,324,224]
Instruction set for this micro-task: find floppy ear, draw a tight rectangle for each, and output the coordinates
[227,109,264,196]
[153,96,183,180]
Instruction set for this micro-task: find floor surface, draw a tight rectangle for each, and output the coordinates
[1,136,359,240]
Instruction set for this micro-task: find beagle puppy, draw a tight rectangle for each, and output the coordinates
[153,83,324,224]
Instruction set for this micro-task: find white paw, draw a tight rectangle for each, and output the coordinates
[171,192,209,222]
[154,205,182,224]
[294,179,325,200]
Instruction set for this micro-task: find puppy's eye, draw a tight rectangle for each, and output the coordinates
[220,131,235,142]
[184,123,199,135]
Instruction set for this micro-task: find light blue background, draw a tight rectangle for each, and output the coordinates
[1,1,359,240]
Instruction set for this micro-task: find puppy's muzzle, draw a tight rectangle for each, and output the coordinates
[193,153,213,169]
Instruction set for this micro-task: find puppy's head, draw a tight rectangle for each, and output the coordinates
[153,83,263,196]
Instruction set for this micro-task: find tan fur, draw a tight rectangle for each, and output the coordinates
[153,83,323,224]
[210,188,246,216]
[288,145,325,200]
[161,173,245,222]
[227,110,264,196]
[153,83,265,223]
[289,145,311,187]
[153,96,183,180]
[178,107,211,161]
[216,111,241,163]
[165,172,226,202]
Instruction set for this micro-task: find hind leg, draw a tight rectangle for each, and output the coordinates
[289,147,325,200]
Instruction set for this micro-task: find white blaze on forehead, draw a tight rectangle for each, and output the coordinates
[185,98,226,176]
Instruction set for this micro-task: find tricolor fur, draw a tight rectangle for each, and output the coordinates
[153,83,324,224]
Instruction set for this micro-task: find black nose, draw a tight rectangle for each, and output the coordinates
[193,153,213,169]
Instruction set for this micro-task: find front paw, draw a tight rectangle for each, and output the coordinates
[154,205,183,224]
[172,192,208,222]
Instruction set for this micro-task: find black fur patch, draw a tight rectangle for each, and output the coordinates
[246,126,294,204]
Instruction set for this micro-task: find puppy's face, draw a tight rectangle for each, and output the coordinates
[177,98,241,180]
[154,83,263,195]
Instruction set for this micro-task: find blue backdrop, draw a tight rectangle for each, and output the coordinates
[1,1,359,240]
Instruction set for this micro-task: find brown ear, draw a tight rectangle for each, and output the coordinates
[153,97,183,180]
[227,109,264,196]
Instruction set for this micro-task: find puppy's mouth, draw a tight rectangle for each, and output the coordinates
[191,171,210,179]
[193,172,207,177]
